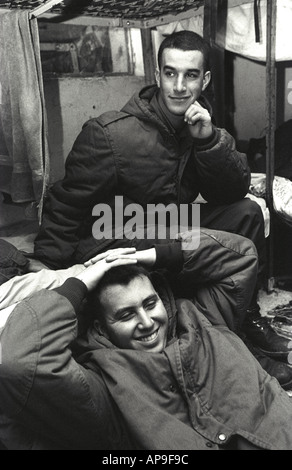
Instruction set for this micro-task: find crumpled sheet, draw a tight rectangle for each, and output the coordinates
[245,192,270,238]
[249,173,292,225]
[270,301,292,341]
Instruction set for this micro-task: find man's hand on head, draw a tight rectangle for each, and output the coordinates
[80,247,157,291]
[78,248,137,291]
[184,100,213,140]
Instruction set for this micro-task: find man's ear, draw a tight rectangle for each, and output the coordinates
[93,319,109,339]
[155,68,161,88]
[202,71,211,91]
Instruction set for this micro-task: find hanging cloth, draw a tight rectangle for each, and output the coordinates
[0,10,49,221]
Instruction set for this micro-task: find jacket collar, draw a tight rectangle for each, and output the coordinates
[150,90,185,134]
[121,84,213,130]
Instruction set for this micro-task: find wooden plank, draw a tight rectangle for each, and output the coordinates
[141,28,156,85]
[38,13,123,27]
[29,0,64,19]
[203,0,217,44]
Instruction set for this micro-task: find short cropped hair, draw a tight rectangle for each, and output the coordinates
[157,30,211,73]
[89,264,153,325]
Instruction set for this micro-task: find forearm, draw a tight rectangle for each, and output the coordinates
[0,283,104,447]
[0,283,85,412]
[178,228,258,285]
[152,242,184,272]
[195,128,250,203]
[192,125,219,150]
[0,264,85,311]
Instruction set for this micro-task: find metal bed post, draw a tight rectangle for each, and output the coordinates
[203,0,227,128]
[265,0,277,292]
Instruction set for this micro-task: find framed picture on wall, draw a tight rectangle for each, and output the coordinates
[38,22,132,75]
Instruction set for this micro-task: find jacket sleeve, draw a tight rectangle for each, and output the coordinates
[194,128,251,204]
[178,228,258,331]
[34,119,117,269]
[154,228,258,332]
[0,279,115,449]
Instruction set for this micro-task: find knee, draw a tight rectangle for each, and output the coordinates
[238,198,265,230]
[240,198,263,218]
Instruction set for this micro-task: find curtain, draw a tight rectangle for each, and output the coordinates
[215,0,292,62]
[0,10,49,220]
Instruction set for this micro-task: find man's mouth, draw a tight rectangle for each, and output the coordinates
[137,328,159,343]
[170,96,191,101]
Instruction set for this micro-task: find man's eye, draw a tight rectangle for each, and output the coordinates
[145,300,157,310]
[187,73,199,79]
[165,71,174,77]
[120,311,134,321]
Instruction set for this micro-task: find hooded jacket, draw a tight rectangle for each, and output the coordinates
[34,85,250,269]
[1,229,292,450]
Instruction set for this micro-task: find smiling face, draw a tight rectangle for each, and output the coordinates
[97,275,169,353]
[155,48,211,116]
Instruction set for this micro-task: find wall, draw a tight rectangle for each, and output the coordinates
[232,54,292,148]
[232,54,267,145]
[44,74,145,182]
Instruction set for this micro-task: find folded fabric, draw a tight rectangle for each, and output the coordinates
[0,240,29,286]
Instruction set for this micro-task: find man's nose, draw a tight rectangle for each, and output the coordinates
[137,310,154,329]
[174,75,186,93]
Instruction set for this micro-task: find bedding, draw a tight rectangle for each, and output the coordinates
[249,173,292,226]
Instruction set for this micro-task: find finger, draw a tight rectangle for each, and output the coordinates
[84,247,136,266]
[111,247,137,254]
[184,101,200,119]
[184,102,209,122]
[106,253,138,263]
[105,257,138,270]
[84,252,110,267]
[186,113,205,126]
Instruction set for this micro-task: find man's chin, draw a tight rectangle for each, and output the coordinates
[167,103,189,116]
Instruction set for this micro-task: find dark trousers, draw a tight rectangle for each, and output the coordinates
[134,198,266,293]
[200,198,266,291]
[76,198,266,306]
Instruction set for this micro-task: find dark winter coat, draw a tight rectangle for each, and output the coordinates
[1,229,292,450]
[34,85,250,268]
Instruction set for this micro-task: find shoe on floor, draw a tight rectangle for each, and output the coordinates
[244,309,292,361]
[243,337,292,391]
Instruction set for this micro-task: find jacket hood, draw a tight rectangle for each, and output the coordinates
[121,85,161,124]
[72,270,178,359]
[121,84,213,123]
